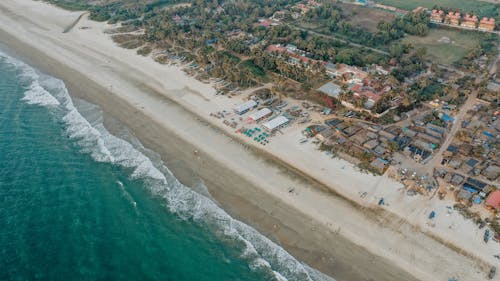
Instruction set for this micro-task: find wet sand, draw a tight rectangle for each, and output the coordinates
[1,1,495,280]
[0,28,421,281]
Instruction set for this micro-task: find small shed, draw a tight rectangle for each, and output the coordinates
[370,158,389,174]
[373,145,386,156]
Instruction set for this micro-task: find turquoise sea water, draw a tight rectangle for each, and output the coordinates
[0,50,333,281]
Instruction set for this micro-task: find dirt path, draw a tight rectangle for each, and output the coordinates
[422,90,478,176]
[63,12,87,33]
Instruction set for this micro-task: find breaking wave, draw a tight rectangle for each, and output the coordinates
[0,50,335,281]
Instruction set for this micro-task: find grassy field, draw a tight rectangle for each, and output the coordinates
[402,28,482,65]
[341,3,396,32]
[376,0,499,19]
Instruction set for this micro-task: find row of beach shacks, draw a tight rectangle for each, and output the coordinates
[233,100,289,132]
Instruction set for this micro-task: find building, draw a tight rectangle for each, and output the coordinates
[460,14,478,29]
[482,165,499,181]
[426,123,446,136]
[293,3,311,15]
[266,44,320,66]
[374,3,396,12]
[479,17,495,31]
[318,82,342,98]
[464,178,487,192]
[325,118,343,128]
[457,189,473,205]
[343,126,361,137]
[430,10,444,23]
[334,64,368,84]
[234,100,258,115]
[370,158,389,174]
[373,145,386,156]
[445,12,461,26]
[316,128,334,142]
[485,190,500,211]
[450,174,465,186]
[262,116,289,132]
[256,18,281,28]
[379,130,396,141]
[363,139,379,150]
[248,108,272,122]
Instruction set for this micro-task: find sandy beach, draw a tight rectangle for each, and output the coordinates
[0,1,498,280]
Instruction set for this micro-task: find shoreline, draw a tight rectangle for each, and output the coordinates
[1,27,415,281]
[0,1,497,280]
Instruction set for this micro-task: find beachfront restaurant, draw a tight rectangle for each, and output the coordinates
[234,100,258,115]
[262,116,289,132]
[248,108,272,123]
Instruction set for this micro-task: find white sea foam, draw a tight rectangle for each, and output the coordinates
[117,180,138,209]
[22,80,61,106]
[1,50,336,281]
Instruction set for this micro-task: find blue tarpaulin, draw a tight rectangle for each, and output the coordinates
[483,131,495,138]
[429,211,436,219]
[440,114,454,123]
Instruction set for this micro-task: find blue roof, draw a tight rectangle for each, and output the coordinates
[483,131,495,138]
[447,145,458,152]
[440,114,454,122]
[462,184,478,193]
[465,158,479,167]
[466,178,487,190]
[376,158,389,164]
[206,38,219,45]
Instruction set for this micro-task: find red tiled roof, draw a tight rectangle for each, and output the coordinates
[351,84,362,92]
[486,190,500,210]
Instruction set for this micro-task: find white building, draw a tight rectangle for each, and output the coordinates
[248,108,272,122]
[262,116,289,132]
[233,100,258,115]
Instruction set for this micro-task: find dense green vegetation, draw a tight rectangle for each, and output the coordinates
[43,0,90,11]
[304,4,429,48]
[43,0,494,115]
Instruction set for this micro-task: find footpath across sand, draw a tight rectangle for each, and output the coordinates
[0,1,497,280]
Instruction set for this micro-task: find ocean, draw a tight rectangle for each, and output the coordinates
[0,50,334,281]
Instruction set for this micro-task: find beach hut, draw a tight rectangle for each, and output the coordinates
[262,116,289,132]
[248,108,272,122]
[233,100,258,115]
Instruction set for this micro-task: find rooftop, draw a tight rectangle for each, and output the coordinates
[318,82,342,98]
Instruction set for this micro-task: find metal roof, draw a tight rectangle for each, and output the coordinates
[233,100,257,113]
[317,82,342,98]
[248,108,272,121]
[262,116,289,131]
